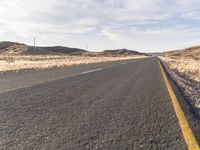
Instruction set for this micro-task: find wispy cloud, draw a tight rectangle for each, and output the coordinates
[0,0,200,51]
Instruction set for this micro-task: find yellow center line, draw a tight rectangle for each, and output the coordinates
[158,60,200,150]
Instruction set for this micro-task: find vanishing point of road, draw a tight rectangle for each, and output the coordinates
[0,57,200,150]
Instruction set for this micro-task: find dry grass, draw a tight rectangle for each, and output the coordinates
[0,55,146,72]
[161,56,200,110]
[163,46,200,60]
[161,57,200,82]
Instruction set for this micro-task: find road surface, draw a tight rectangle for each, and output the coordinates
[0,57,199,149]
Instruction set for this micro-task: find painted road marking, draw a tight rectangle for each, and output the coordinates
[0,68,105,94]
[0,73,81,94]
[0,67,103,93]
[158,60,200,150]
[82,68,103,74]
[122,62,127,65]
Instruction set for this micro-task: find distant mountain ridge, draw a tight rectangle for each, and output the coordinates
[147,52,161,56]
[0,41,147,56]
[163,46,200,60]
[102,49,147,56]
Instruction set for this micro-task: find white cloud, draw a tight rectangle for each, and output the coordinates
[0,0,200,51]
[101,29,120,40]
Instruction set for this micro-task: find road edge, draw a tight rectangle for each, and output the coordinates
[158,59,200,150]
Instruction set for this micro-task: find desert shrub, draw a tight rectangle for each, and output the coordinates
[5,56,16,63]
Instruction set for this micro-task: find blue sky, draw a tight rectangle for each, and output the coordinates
[1,0,200,52]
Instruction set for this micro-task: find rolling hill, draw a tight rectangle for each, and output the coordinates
[0,41,86,55]
[102,49,147,56]
[163,46,200,60]
[0,41,147,56]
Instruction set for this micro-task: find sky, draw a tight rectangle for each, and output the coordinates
[1,0,200,52]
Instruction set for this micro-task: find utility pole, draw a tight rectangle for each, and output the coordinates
[34,37,36,55]
[86,44,88,51]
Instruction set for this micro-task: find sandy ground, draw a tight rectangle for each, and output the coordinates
[0,55,146,72]
[160,57,200,114]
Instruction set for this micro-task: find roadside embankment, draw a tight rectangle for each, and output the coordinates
[160,57,200,115]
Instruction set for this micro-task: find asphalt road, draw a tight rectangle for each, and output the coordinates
[0,59,141,93]
[0,57,197,149]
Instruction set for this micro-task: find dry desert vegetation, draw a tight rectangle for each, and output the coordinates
[160,56,200,114]
[0,55,146,72]
[161,57,200,82]
[0,41,147,72]
[161,45,200,113]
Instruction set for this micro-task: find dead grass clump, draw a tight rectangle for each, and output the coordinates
[4,56,16,63]
[161,57,200,82]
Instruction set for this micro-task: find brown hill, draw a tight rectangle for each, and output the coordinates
[163,46,200,60]
[0,41,86,55]
[40,46,86,55]
[82,49,147,57]
[102,49,147,56]
[0,41,147,57]
[0,41,22,51]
